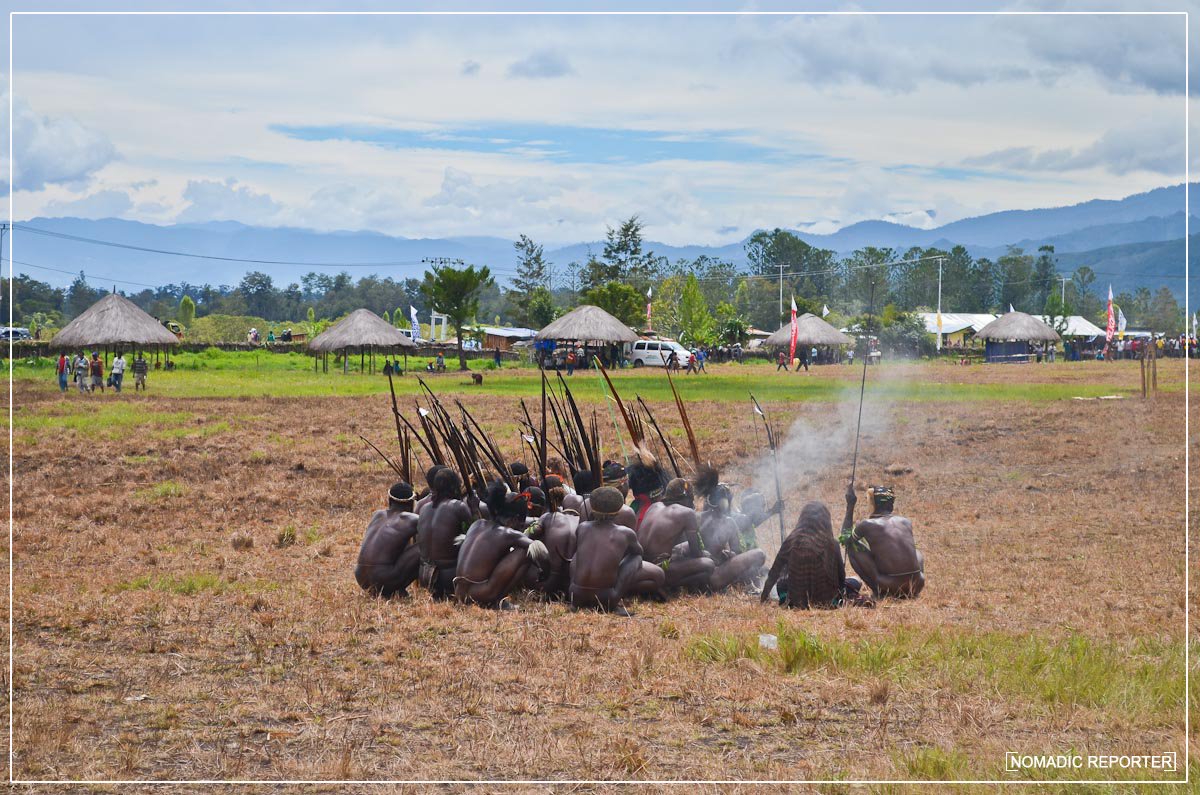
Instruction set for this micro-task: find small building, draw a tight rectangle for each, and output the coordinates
[975,310,1061,363]
[477,326,538,352]
[916,312,998,347]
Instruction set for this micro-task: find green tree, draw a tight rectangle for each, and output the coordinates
[382,309,391,324]
[997,247,1034,312]
[178,295,196,328]
[1148,287,1183,334]
[420,263,495,370]
[507,234,550,326]
[1043,291,1072,336]
[395,306,405,327]
[526,286,557,328]
[1070,266,1099,321]
[1032,245,1057,310]
[583,282,643,328]
[679,274,716,346]
[239,271,278,319]
[581,216,659,292]
[715,302,749,346]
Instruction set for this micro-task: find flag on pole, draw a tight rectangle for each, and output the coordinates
[1008,303,1015,313]
[788,296,799,364]
[646,287,653,329]
[821,304,830,318]
[1117,306,1127,339]
[1193,313,1197,337]
[1105,286,1115,343]
[409,305,422,341]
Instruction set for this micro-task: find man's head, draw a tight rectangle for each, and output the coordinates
[706,483,732,515]
[425,464,448,488]
[137,352,144,360]
[91,351,98,359]
[740,490,766,520]
[573,469,595,498]
[432,468,462,499]
[525,486,547,516]
[868,485,895,516]
[510,461,532,491]
[588,486,624,521]
[602,460,627,496]
[387,481,415,511]
[486,480,527,526]
[541,475,565,510]
[662,477,694,508]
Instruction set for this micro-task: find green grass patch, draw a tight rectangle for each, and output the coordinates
[11,354,1147,403]
[136,480,186,500]
[113,572,281,596]
[687,621,1184,720]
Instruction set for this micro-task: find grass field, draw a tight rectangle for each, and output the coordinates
[6,355,1195,791]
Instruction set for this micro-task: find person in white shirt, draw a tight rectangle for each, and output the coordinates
[110,352,127,392]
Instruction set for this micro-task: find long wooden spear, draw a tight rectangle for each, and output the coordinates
[750,393,787,546]
[849,277,877,492]
[636,395,681,478]
[662,361,701,467]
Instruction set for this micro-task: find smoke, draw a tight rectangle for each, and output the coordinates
[736,368,900,534]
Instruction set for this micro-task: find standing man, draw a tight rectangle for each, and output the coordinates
[55,352,69,392]
[132,352,149,392]
[89,352,105,393]
[74,352,90,394]
[776,350,789,371]
[493,346,502,369]
[110,350,127,393]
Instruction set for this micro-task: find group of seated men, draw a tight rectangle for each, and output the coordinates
[355,451,925,615]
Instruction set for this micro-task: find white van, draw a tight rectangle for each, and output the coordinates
[626,339,691,368]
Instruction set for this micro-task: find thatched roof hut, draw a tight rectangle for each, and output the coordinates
[51,293,180,348]
[764,313,854,347]
[308,309,416,353]
[534,305,639,343]
[975,311,1061,342]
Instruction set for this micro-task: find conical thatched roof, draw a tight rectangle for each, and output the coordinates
[975,310,1060,342]
[534,304,639,343]
[765,313,854,347]
[308,309,416,352]
[51,293,180,348]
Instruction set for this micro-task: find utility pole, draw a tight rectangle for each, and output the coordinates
[931,258,940,353]
[1058,275,1068,307]
[778,261,783,325]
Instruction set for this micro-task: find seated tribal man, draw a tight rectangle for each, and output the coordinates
[731,490,780,585]
[574,461,637,528]
[509,461,534,492]
[570,487,666,615]
[414,465,448,515]
[416,468,473,601]
[699,483,767,592]
[562,470,594,515]
[761,501,846,609]
[527,476,578,599]
[354,482,421,598]
[637,477,715,593]
[626,446,668,531]
[840,485,925,599]
[454,482,549,609]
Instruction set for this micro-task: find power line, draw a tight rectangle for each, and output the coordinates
[4,257,161,289]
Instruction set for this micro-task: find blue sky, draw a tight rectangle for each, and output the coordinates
[1,3,1194,245]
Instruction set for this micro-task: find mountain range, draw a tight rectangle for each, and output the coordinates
[12,183,1195,304]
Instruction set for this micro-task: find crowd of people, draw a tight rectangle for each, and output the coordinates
[54,350,149,394]
[355,451,925,615]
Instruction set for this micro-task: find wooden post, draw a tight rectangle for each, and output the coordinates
[314,351,318,373]
[1152,340,1158,392]
[1140,349,1147,398]
[343,348,348,374]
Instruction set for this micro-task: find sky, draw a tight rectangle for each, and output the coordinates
[1,2,1194,246]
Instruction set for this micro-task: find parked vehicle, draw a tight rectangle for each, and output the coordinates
[625,338,690,368]
[1,327,32,341]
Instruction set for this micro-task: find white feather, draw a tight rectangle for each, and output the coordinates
[453,533,466,546]
[527,539,549,564]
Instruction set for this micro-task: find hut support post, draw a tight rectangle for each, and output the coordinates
[1152,341,1158,392]
[1140,350,1147,398]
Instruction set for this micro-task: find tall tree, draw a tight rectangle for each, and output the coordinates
[997,247,1034,312]
[507,234,549,326]
[178,294,195,328]
[1032,245,1057,310]
[678,273,715,346]
[583,282,643,328]
[420,263,495,370]
[239,271,278,319]
[581,216,658,292]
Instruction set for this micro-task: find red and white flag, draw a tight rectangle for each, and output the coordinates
[1105,285,1115,343]
[788,296,799,363]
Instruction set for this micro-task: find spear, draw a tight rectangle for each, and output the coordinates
[636,395,681,478]
[663,361,701,467]
[539,370,549,481]
[593,355,641,449]
[359,435,403,477]
[849,277,878,494]
[750,393,787,546]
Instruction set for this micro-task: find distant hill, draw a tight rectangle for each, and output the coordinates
[11,183,1195,304]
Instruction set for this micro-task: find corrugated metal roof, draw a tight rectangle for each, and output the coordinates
[1037,315,1105,337]
[917,312,998,335]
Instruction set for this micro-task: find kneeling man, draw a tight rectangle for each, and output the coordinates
[840,485,924,599]
[454,482,549,609]
[571,487,666,615]
[355,482,421,598]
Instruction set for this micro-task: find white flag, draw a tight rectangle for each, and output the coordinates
[409,305,421,341]
[753,404,764,416]
[1008,304,1015,313]
[821,304,829,317]
[1117,307,1127,333]
[647,287,652,299]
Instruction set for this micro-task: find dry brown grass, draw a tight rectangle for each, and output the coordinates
[6,358,1194,786]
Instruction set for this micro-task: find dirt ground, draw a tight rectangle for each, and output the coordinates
[5,359,1193,789]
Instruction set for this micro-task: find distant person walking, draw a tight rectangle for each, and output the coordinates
[55,353,69,392]
[494,346,502,369]
[74,353,90,394]
[110,351,127,392]
[697,348,708,373]
[89,352,105,393]
[133,352,149,391]
[777,351,789,372]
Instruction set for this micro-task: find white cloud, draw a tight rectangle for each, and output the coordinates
[962,119,1185,176]
[506,49,573,79]
[177,178,281,223]
[44,188,132,218]
[5,94,117,192]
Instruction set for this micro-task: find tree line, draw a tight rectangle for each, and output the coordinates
[3,215,1187,344]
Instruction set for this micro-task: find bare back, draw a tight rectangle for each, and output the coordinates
[456,519,531,582]
[638,502,701,561]
[536,511,579,571]
[417,497,472,565]
[358,509,419,567]
[853,515,921,575]
[572,519,640,591]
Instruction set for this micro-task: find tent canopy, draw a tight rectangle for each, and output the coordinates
[308,309,417,352]
[534,305,639,343]
[764,313,854,347]
[975,310,1060,342]
[50,293,180,348]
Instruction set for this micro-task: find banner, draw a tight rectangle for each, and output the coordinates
[788,296,798,364]
[1117,306,1127,340]
[1105,286,1115,343]
[646,287,653,330]
[821,304,830,318]
[409,305,422,342]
